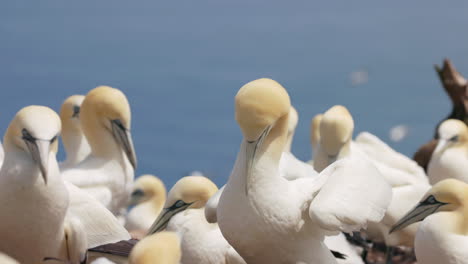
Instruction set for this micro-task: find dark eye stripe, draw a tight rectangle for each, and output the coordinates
[449,135,459,142]
[22,129,35,142]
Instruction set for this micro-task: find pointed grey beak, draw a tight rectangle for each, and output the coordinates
[25,139,50,185]
[389,195,447,233]
[147,201,193,235]
[433,139,448,154]
[245,126,272,195]
[111,119,137,169]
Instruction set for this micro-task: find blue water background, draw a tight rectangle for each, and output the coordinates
[1,1,467,188]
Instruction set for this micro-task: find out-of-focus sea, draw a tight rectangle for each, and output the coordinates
[1,1,467,187]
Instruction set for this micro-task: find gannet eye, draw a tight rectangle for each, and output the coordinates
[22,128,35,142]
[449,135,459,142]
[131,189,145,197]
[421,195,438,205]
[174,200,185,208]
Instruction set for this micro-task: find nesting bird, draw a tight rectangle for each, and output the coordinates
[125,174,167,233]
[61,86,137,215]
[427,119,468,184]
[216,78,391,263]
[59,95,91,170]
[148,176,245,264]
[312,104,430,256]
[391,179,468,264]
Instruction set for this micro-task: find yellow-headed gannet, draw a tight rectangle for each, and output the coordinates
[125,175,167,233]
[129,232,181,264]
[61,86,137,215]
[59,95,91,170]
[390,179,468,264]
[427,119,468,184]
[0,106,75,263]
[312,105,430,258]
[216,78,391,263]
[148,176,246,264]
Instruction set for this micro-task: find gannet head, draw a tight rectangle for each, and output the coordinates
[129,175,167,206]
[81,86,137,169]
[60,95,85,130]
[236,78,291,142]
[390,179,467,233]
[319,105,354,161]
[147,176,218,234]
[4,106,61,185]
[434,119,468,155]
[310,113,323,149]
[129,231,181,264]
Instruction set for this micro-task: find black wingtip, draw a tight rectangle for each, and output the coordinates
[331,250,347,259]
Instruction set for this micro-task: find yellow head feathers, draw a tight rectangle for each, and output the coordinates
[129,231,181,264]
[60,95,85,129]
[235,78,291,141]
[165,176,218,210]
[310,113,323,149]
[438,119,468,143]
[4,105,60,154]
[319,105,354,156]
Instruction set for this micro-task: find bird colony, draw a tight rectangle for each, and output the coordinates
[0,59,467,264]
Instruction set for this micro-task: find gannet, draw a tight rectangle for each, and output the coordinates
[0,253,19,264]
[0,106,79,264]
[427,119,468,184]
[217,78,391,263]
[148,176,246,264]
[312,105,430,259]
[125,175,167,233]
[129,232,181,264]
[59,95,91,170]
[390,179,468,264]
[279,106,318,181]
[61,86,137,214]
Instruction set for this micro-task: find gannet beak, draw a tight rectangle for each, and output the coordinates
[245,126,272,193]
[434,139,448,154]
[147,201,193,235]
[26,139,50,185]
[389,195,447,233]
[111,119,137,169]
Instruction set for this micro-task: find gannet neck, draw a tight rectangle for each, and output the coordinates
[284,106,298,152]
[253,113,290,167]
[310,113,323,153]
[80,86,135,166]
[60,95,90,165]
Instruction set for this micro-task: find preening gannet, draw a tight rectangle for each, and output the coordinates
[61,86,137,214]
[0,106,69,264]
[148,176,245,264]
[390,179,468,264]
[125,175,167,232]
[217,78,391,263]
[59,95,91,170]
[313,105,430,248]
[427,119,468,184]
[129,232,181,264]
